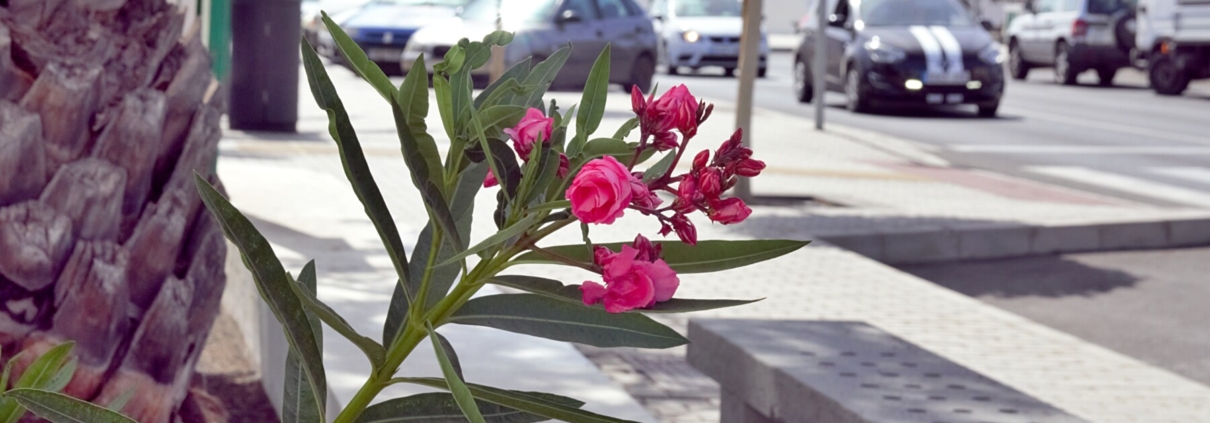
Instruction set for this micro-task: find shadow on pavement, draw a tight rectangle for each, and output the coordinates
[824,103,1025,120]
[898,255,1139,298]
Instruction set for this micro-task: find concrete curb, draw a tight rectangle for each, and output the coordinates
[818,217,1210,265]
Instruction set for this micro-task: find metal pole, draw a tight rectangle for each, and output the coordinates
[488,0,505,83]
[734,0,762,201]
[813,0,827,129]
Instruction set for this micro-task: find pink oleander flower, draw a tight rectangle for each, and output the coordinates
[567,156,634,224]
[650,85,700,138]
[581,235,680,313]
[505,107,554,160]
[708,197,752,224]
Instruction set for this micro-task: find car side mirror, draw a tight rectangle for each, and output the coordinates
[980,18,995,31]
[557,9,583,24]
[827,14,847,28]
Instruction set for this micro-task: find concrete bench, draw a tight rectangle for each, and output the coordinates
[687,320,1087,423]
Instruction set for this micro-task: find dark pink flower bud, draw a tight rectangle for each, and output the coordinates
[483,171,499,188]
[677,175,700,205]
[593,245,616,267]
[650,84,699,138]
[631,85,646,114]
[654,131,679,151]
[692,150,709,171]
[670,213,697,245]
[629,173,663,209]
[708,197,752,225]
[735,159,766,177]
[556,153,570,178]
[631,234,661,262]
[698,168,722,199]
[659,222,674,237]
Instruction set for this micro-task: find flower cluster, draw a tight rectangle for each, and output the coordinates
[565,85,765,312]
[485,108,569,187]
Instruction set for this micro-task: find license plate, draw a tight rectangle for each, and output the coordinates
[711,44,739,56]
[368,48,403,62]
[924,71,970,85]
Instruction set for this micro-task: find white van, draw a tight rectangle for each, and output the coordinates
[1136,0,1210,94]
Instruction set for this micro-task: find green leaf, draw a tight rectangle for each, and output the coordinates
[560,104,578,130]
[15,342,73,390]
[438,212,542,267]
[578,138,632,159]
[3,389,135,423]
[513,46,571,108]
[383,279,409,346]
[43,358,75,393]
[434,333,463,380]
[426,323,485,423]
[478,105,527,134]
[320,13,395,102]
[448,294,688,348]
[289,261,386,366]
[612,118,640,140]
[524,146,563,206]
[482,30,515,47]
[423,182,465,253]
[475,57,533,109]
[358,391,581,423]
[484,138,522,199]
[391,379,633,423]
[284,264,324,423]
[489,275,761,313]
[515,239,810,274]
[302,38,412,298]
[440,45,466,74]
[103,389,135,413]
[576,45,611,139]
[433,74,458,143]
[642,151,677,184]
[394,53,448,199]
[194,175,327,412]
[530,200,570,212]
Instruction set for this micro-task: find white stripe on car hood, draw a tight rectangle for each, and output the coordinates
[929,26,965,74]
[909,26,944,75]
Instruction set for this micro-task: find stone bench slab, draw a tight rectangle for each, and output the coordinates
[687,319,1087,423]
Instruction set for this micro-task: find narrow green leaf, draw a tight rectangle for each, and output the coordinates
[358,391,581,423]
[438,212,542,267]
[391,379,633,423]
[482,30,515,47]
[288,261,386,366]
[302,38,412,298]
[489,275,761,313]
[448,294,688,348]
[484,138,522,199]
[612,118,640,140]
[642,151,677,184]
[577,138,632,159]
[441,45,466,74]
[433,74,458,143]
[103,389,135,414]
[478,105,527,134]
[16,342,73,389]
[3,389,135,423]
[383,279,409,346]
[394,53,448,197]
[320,13,395,102]
[426,323,485,423]
[475,57,533,109]
[515,240,810,274]
[530,200,570,212]
[576,45,611,138]
[194,175,327,411]
[423,182,465,252]
[514,46,571,108]
[433,333,464,381]
[524,148,562,206]
[284,264,324,423]
[44,358,75,392]
[560,104,578,130]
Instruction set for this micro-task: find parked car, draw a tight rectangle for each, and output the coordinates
[319,0,469,71]
[302,0,370,50]
[402,0,658,91]
[793,0,1006,116]
[1004,0,1136,85]
[1136,0,1210,95]
[648,0,769,77]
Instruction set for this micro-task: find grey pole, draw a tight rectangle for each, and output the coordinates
[733,0,762,201]
[813,0,828,130]
[488,0,505,82]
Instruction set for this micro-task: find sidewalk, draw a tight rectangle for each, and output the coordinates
[216,63,1210,423]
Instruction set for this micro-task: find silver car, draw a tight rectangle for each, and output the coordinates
[402,0,658,91]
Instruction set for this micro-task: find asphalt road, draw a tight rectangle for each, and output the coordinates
[654,52,1210,207]
[899,247,1210,387]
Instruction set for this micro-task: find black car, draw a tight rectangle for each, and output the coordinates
[793,0,1006,117]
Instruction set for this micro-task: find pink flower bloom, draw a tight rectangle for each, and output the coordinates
[567,156,634,224]
[650,85,700,138]
[504,108,554,160]
[582,243,680,313]
[708,197,752,224]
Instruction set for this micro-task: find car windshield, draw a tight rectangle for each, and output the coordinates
[675,0,742,17]
[460,0,557,24]
[1087,0,1134,14]
[859,0,973,26]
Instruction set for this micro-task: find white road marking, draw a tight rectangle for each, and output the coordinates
[947,145,1210,154]
[1028,166,1210,207]
[1003,107,1210,147]
[1149,167,1210,186]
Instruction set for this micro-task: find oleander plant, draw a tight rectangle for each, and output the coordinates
[7,13,809,423]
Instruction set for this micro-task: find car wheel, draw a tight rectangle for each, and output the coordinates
[1149,54,1190,96]
[845,67,871,113]
[630,54,655,94]
[757,67,767,78]
[724,67,736,77]
[1054,42,1079,85]
[794,58,813,103]
[1008,40,1030,80]
[1097,67,1116,86]
[977,102,999,118]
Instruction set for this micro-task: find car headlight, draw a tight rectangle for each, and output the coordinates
[979,43,1005,64]
[682,30,701,43]
[864,37,905,63]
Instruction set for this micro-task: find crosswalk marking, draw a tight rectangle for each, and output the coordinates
[947,145,1210,155]
[1027,166,1210,207]
[1149,167,1210,187]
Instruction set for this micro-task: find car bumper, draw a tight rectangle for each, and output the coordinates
[667,38,769,69]
[862,62,1005,106]
[1068,42,1130,69]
